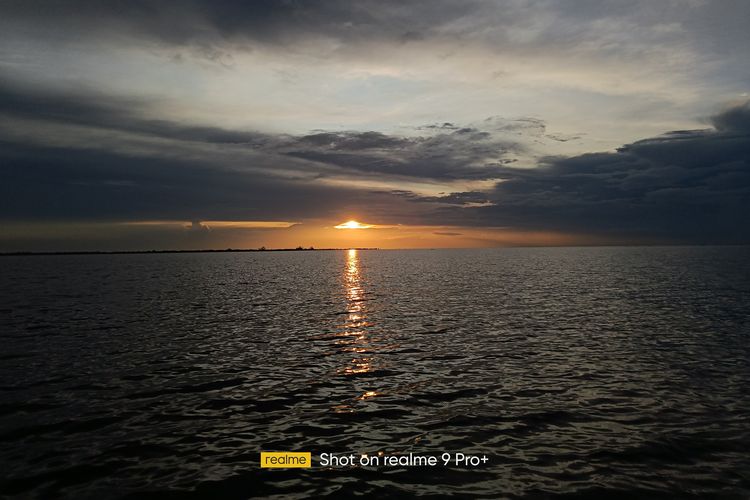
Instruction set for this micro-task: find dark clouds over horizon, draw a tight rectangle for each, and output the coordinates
[479,104,750,243]
[1,1,749,248]
[2,78,749,244]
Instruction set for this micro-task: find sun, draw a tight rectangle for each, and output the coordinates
[335,220,373,229]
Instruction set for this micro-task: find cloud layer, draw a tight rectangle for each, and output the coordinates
[2,74,749,245]
[1,1,749,248]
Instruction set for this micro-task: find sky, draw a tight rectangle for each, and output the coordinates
[1,0,749,250]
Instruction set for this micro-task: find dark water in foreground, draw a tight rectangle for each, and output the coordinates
[1,247,750,498]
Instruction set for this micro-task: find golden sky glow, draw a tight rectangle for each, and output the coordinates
[122,220,298,229]
[0,219,660,252]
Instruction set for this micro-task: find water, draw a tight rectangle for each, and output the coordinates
[1,247,749,498]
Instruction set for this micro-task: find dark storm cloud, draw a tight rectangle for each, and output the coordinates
[712,101,750,134]
[0,84,459,224]
[0,0,471,50]
[285,126,521,181]
[296,131,411,150]
[280,117,572,182]
[435,102,750,243]
[388,190,492,206]
[0,81,524,183]
[0,81,270,145]
[0,138,426,224]
[8,0,748,58]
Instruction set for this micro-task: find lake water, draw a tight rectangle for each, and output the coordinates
[1,247,750,498]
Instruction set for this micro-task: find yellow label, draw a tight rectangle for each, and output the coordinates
[260,451,312,468]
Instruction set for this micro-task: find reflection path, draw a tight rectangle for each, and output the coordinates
[338,249,374,376]
[331,249,386,410]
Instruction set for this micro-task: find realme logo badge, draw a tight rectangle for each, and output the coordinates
[260,451,312,468]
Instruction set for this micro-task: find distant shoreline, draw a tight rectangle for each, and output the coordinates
[0,248,379,257]
[2,244,747,256]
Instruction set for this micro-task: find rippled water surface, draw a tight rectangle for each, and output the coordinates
[2,247,750,498]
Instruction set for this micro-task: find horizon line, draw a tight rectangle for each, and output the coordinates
[2,243,749,257]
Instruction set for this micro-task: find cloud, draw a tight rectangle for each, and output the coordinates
[0,1,471,48]
[0,80,539,184]
[389,190,492,206]
[0,80,270,146]
[4,0,741,61]
[0,138,426,223]
[432,100,750,243]
[2,70,749,245]
[3,0,748,159]
[284,126,523,181]
[187,220,210,232]
[712,101,750,134]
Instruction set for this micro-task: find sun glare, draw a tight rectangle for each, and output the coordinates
[335,220,373,229]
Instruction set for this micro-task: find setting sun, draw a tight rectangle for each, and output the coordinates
[334,220,373,229]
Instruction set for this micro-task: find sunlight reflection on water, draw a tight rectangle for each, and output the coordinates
[1,247,750,498]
